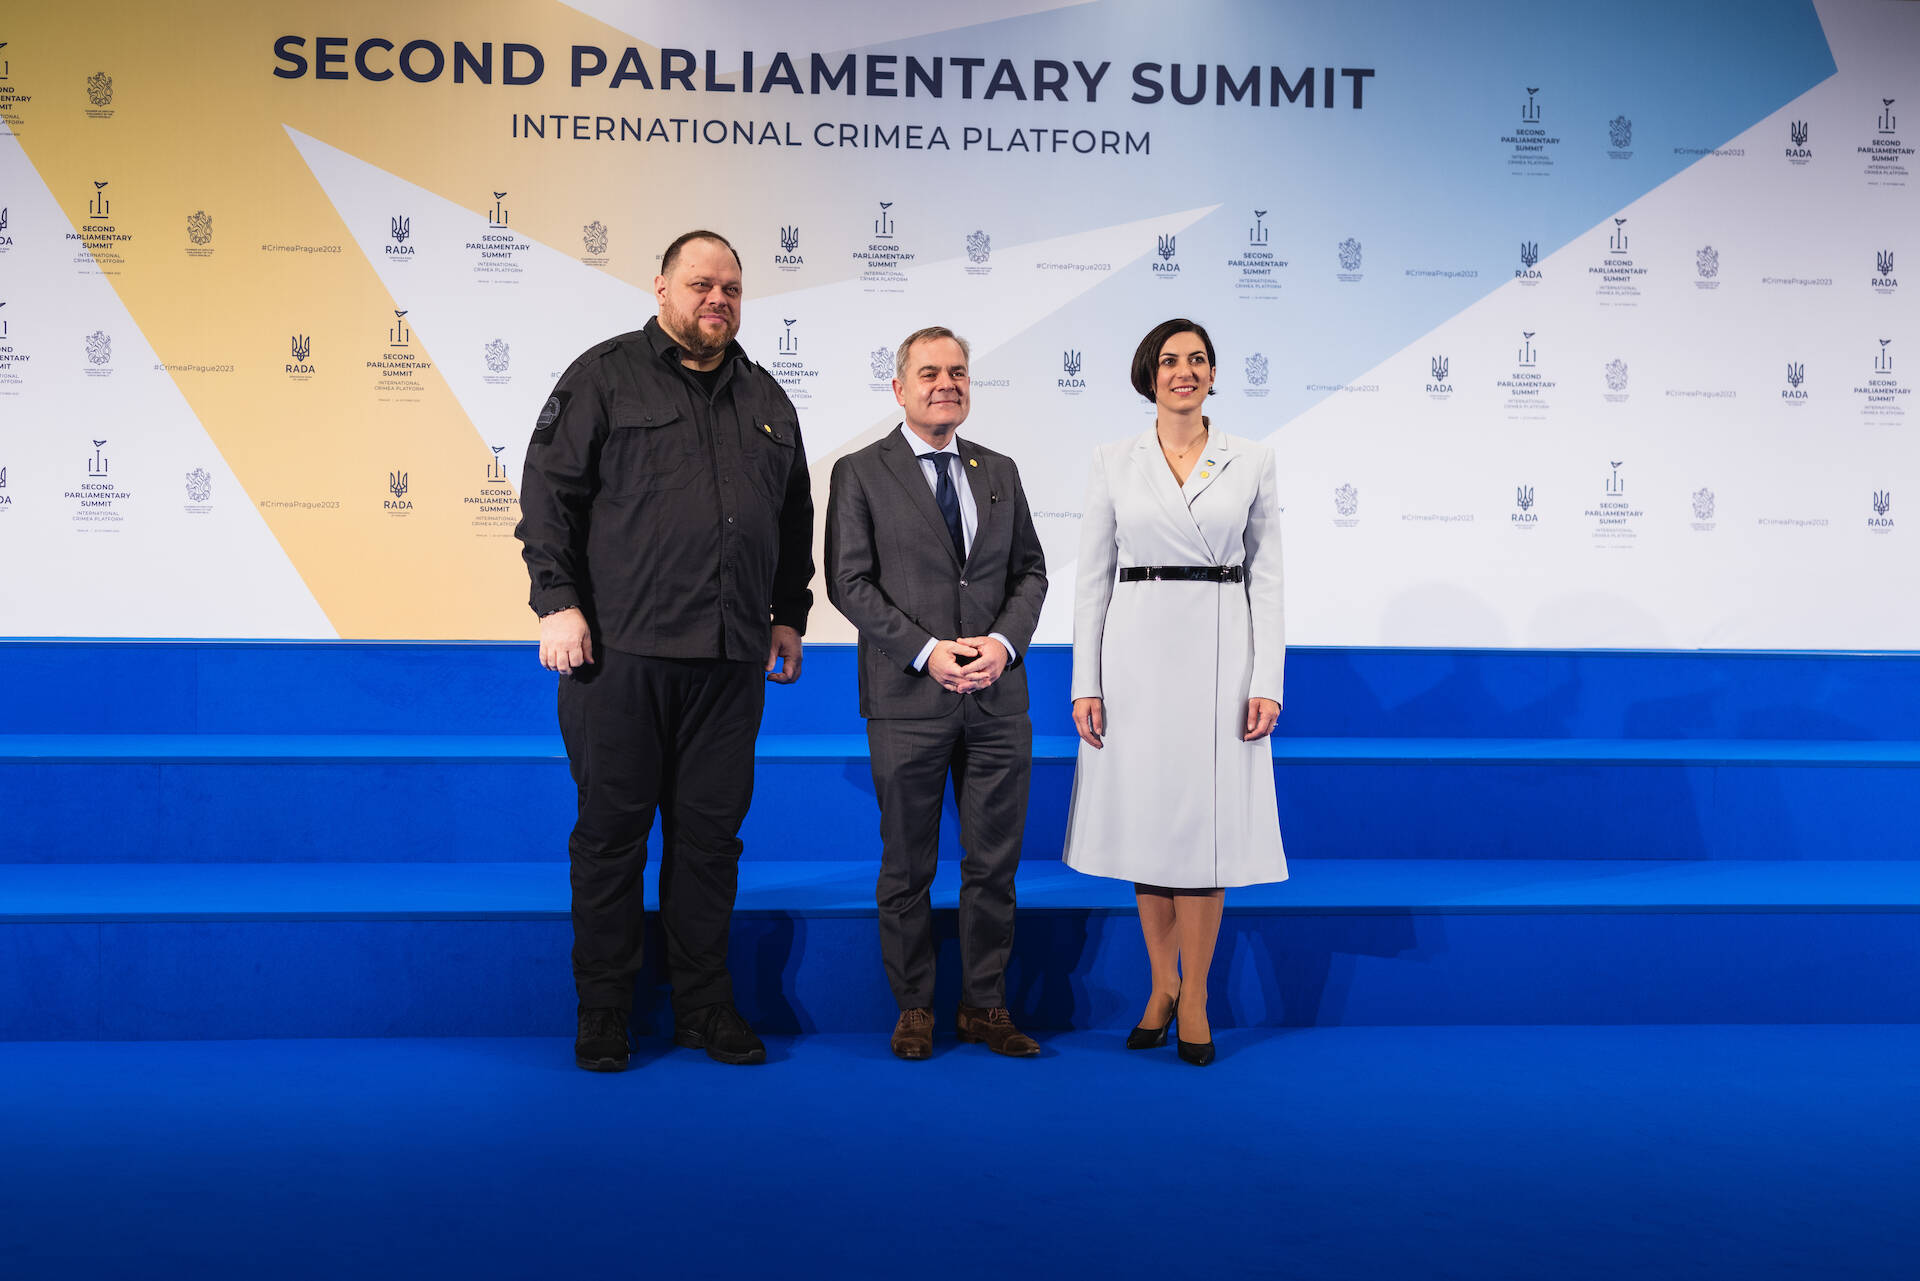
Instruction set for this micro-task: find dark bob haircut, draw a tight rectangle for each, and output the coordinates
[1130,318,1218,402]
[660,228,742,275]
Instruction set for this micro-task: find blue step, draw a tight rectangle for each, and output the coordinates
[5,860,1919,1039]
[4,732,1917,863]
[10,641,1920,740]
[8,732,1920,765]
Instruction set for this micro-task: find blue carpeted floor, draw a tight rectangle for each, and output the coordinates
[3,1026,1915,1279]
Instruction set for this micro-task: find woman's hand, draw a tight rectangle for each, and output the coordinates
[1072,696,1106,749]
[1243,697,1280,741]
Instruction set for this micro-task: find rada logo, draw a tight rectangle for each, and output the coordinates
[1869,490,1893,529]
[1426,355,1452,394]
[1786,119,1811,163]
[385,470,412,510]
[1516,241,1541,280]
[387,215,414,256]
[1152,234,1179,274]
[1783,362,1806,401]
[287,333,314,375]
[1872,249,1897,293]
[1059,349,1085,389]
[774,224,802,267]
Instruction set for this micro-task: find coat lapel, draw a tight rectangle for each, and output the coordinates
[957,437,993,569]
[1130,429,1213,560]
[880,427,964,568]
[1180,431,1236,506]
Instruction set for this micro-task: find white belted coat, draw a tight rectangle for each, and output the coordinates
[1063,428,1288,889]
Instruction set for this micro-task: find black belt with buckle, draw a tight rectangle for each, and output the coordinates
[1118,565,1245,583]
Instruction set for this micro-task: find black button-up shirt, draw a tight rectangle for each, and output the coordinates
[516,317,814,660]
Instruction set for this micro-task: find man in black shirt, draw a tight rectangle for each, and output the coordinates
[517,229,814,1071]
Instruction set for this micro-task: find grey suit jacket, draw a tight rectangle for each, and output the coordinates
[826,428,1048,720]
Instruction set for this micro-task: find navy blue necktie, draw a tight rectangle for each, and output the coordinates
[930,454,966,564]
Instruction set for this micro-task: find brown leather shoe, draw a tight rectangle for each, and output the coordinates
[891,1007,934,1060]
[956,1004,1040,1057]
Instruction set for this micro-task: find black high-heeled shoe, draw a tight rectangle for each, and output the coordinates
[1176,1037,1216,1066]
[1125,991,1178,1050]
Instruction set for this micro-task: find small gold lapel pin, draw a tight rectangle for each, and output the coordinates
[968,458,978,467]
[1200,471,1211,478]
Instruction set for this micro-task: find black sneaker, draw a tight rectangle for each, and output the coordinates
[575,1006,631,1072]
[672,1003,767,1065]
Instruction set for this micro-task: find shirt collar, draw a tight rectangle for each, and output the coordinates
[898,423,959,458]
[644,315,745,369]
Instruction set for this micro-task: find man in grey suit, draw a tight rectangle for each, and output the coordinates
[826,325,1049,1060]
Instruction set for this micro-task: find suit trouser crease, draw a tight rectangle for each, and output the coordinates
[868,698,1031,1010]
[559,650,763,1015]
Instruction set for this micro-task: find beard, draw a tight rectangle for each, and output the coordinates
[660,300,738,362]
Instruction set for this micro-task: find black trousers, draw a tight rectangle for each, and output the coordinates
[557,649,764,1015]
[866,698,1032,1010]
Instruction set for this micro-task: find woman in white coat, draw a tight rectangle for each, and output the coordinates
[1064,318,1286,1066]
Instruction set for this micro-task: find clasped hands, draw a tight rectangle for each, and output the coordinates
[927,636,1008,693]
[1071,695,1281,749]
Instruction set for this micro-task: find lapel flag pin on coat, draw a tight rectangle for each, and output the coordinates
[968,458,978,467]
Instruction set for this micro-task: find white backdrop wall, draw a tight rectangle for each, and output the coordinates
[0,0,1913,647]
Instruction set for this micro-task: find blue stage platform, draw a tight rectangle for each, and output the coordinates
[5,640,1918,1277]
[3,641,1917,1040]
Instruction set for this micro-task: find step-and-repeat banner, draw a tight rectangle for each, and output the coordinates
[0,0,1914,646]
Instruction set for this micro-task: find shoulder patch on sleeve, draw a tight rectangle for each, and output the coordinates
[531,391,571,445]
